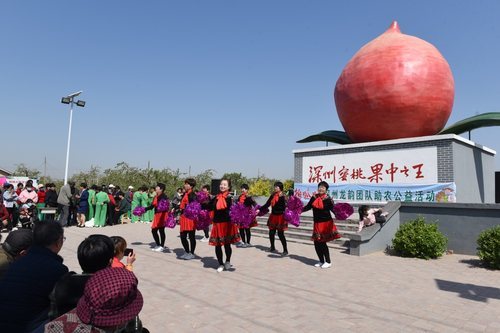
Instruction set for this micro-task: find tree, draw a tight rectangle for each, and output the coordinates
[249,178,272,197]
[13,164,41,179]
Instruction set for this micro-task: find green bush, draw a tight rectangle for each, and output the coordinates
[392,217,447,259]
[477,226,500,269]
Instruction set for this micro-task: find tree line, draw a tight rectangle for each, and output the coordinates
[14,162,294,197]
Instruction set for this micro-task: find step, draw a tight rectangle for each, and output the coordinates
[255,220,359,233]
[250,226,350,249]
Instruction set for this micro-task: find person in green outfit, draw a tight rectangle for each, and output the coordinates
[143,187,156,223]
[131,187,144,223]
[94,186,110,227]
[86,185,97,221]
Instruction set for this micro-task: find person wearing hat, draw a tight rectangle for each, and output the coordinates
[0,229,33,278]
[45,267,146,333]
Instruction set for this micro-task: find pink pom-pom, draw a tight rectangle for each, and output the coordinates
[157,198,170,212]
[165,214,176,228]
[133,207,146,216]
[184,202,202,221]
[287,196,304,213]
[284,209,300,227]
[230,203,253,228]
[196,191,210,203]
[332,202,354,220]
[196,210,212,230]
[256,205,269,216]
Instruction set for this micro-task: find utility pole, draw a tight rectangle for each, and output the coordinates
[44,156,47,182]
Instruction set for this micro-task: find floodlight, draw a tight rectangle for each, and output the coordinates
[61,97,71,104]
[76,100,86,107]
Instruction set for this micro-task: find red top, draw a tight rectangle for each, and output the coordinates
[37,190,46,203]
[111,257,125,269]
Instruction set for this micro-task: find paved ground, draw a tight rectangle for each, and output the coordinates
[59,223,500,333]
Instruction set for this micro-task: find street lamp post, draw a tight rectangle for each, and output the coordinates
[61,91,86,185]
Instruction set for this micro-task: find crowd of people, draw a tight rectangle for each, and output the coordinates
[0,223,146,332]
[0,176,359,332]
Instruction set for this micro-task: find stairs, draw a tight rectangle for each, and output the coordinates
[251,214,360,250]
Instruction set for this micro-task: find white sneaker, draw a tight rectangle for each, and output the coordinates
[185,253,195,260]
[314,262,322,267]
[321,262,332,269]
[216,265,224,273]
[153,246,164,252]
[180,252,189,259]
[224,261,232,270]
[151,246,161,251]
[11,227,18,231]
[245,243,252,247]
[200,237,209,242]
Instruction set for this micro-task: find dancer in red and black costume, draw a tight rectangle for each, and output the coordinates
[256,181,288,256]
[203,178,241,272]
[237,184,257,248]
[145,182,169,252]
[179,178,197,260]
[301,181,341,269]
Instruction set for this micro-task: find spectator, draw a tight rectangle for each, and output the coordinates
[0,221,68,332]
[3,183,19,225]
[110,235,136,271]
[57,181,75,227]
[0,200,10,231]
[357,205,388,232]
[114,191,131,225]
[0,229,33,278]
[16,182,24,196]
[77,183,89,227]
[48,234,115,320]
[43,183,58,221]
[45,267,146,333]
[19,182,39,204]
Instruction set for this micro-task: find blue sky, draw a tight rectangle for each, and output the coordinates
[1,1,499,180]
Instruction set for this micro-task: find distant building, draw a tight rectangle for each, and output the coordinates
[0,167,13,177]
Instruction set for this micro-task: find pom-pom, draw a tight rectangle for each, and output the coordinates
[256,205,269,216]
[332,202,354,220]
[184,202,202,221]
[133,207,146,216]
[230,203,254,228]
[287,195,304,212]
[165,214,176,228]
[157,198,170,212]
[196,191,210,203]
[196,210,212,230]
[284,209,300,227]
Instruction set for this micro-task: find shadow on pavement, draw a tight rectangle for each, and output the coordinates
[458,258,491,269]
[288,254,317,266]
[435,279,500,302]
[200,256,219,269]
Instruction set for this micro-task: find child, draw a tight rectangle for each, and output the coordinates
[256,181,288,256]
[110,236,136,271]
[145,183,170,252]
[179,178,197,259]
[357,205,387,232]
[237,184,257,248]
[203,178,241,272]
[302,181,340,269]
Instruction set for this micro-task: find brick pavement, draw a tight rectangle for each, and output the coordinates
[58,223,500,333]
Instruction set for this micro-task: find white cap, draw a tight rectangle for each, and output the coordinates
[108,184,115,188]
[128,186,134,189]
